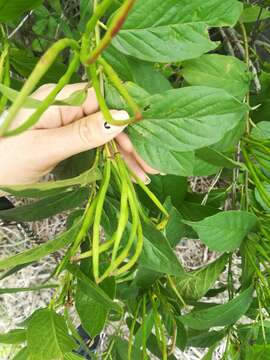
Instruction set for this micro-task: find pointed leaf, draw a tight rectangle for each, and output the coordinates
[180,286,254,330]
[183,54,250,99]
[27,309,77,360]
[184,211,258,252]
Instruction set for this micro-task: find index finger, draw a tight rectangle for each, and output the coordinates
[10,83,99,130]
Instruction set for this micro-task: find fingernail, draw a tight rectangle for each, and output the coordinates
[145,176,151,185]
[103,111,129,133]
[160,173,167,176]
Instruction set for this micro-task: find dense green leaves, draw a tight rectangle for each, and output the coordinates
[113,0,242,62]
[185,211,258,252]
[183,54,251,99]
[27,309,77,360]
[180,287,254,330]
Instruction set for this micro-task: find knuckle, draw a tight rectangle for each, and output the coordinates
[77,117,93,145]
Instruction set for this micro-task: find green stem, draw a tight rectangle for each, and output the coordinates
[98,57,142,120]
[129,167,169,218]
[84,0,136,65]
[56,193,98,275]
[5,53,80,136]
[128,298,142,360]
[242,146,270,208]
[88,63,132,126]
[0,38,79,135]
[167,275,187,308]
[80,0,112,61]
[92,157,111,282]
[150,294,167,360]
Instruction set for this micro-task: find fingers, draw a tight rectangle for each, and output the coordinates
[116,133,159,174]
[31,110,128,169]
[11,83,99,130]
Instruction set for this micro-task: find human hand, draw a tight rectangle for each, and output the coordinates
[0,83,158,186]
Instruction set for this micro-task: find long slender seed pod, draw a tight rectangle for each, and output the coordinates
[110,163,129,263]
[151,295,167,360]
[6,53,80,136]
[128,298,142,360]
[80,0,112,61]
[73,238,115,261]
[98,57,142,121]
[242,147,270,208]
[0,47,10,113]
[98,187,138,283]
[114,219,143,276]
[92,158,111,282]
[56,195,98,275]
[88,64,132,126]
[85,0,136,65]
[129,167,169,218]
[150,294,163,354]
[0,38,79,135]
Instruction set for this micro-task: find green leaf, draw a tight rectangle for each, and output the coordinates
[27,309,77,360]
[255,182,270,211]
[0,329,26,344]
[0,219,82,271]
[0,188,88,222]
[128,87,248,174]
[180,286,254,330]
[175,254,228,301]
[113,23,216,63]
[240,5,270,23]
[187,329,227,348]
[184,211,258,252]
[165,205,185,247]
[139,222,186,277]
[183,54,250,99]
[0,0,42,21]
[0,167,101,198]
[104,45,172,94]
[64,353,85,360]
[113,0,243,62]
[67,263,122,313]
[75,277,115,338]
[252,121,270,140]
[13,347,29,360]
[134,310,154,349]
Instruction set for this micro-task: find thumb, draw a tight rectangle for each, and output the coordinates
[34,110,129,166]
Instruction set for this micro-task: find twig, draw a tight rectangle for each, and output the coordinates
[225,28,261,92]
[8,11,33,39]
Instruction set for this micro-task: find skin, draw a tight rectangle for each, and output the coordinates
[0,83,158,186]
